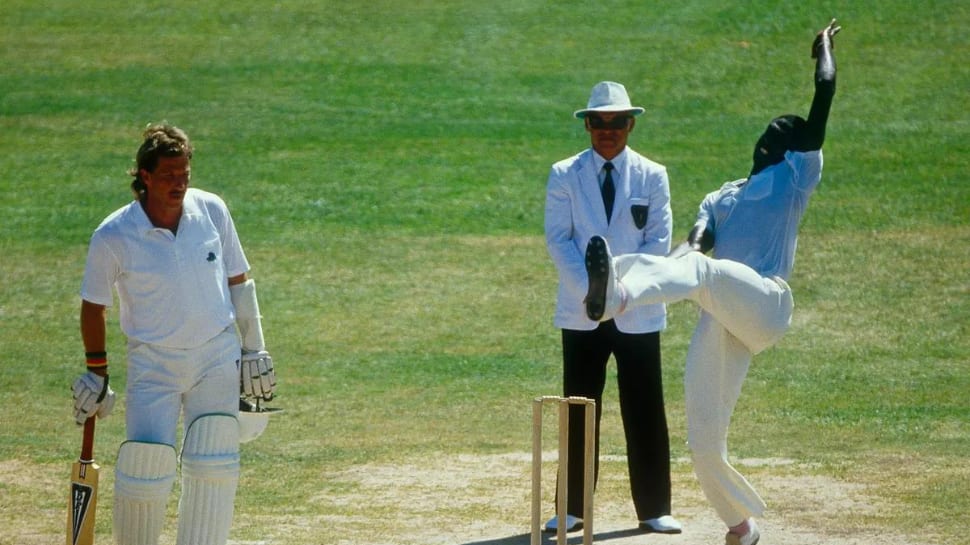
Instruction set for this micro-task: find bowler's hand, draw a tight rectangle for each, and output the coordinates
[812,18,841,58]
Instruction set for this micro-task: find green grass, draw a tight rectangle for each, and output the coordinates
[1,1,968,544]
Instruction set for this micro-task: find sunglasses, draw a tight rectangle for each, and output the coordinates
[587,115,632,130]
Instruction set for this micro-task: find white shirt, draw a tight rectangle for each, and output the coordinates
[592,151,623,191]
[81,188,250,348]
[694,150,822,280]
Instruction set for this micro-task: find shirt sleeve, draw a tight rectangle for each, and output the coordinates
[787,149,823,192]
[80,231,119,306]
[694,191,717,234]
[217,202,250,278]
[544,164,586,291]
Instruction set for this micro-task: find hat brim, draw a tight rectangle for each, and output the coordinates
[574,106,645,119]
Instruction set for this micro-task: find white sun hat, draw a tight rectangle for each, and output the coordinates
[574,81,645,119]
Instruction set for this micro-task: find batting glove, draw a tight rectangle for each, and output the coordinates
[241,350,276,401]
[72,371,116,425]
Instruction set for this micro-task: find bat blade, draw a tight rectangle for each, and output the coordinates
[67,418,99,545]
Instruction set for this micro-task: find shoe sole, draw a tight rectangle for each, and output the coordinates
[725,530,760,545]
[542,522,584,534]
[639,523,683,535]
[584,236,609,321]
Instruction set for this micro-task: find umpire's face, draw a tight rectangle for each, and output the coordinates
[586,112,634,160]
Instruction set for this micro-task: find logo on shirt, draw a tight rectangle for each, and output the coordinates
[207,252,216,262]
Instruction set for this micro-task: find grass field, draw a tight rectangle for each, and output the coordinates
[1,1,967,544]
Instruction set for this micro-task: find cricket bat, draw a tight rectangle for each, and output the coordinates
[67,417,99,545]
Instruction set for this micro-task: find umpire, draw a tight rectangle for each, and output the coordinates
[543,81,681,534]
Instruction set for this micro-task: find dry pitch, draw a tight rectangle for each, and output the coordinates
[2,451,923,544]
[233,453,907,545]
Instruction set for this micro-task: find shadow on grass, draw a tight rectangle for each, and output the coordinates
[461,527,643,545]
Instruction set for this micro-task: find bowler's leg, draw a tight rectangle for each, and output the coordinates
[685,313,766,526]
[690,256,794,354]
[585,237,793,354]
[585,236,701,321]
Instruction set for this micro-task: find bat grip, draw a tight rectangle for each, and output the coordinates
[80,417,96,463]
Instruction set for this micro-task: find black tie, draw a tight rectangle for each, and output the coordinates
[602,162,615,222]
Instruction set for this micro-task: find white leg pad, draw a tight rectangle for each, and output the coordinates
[113,441,177,545]
[176,414,240,545]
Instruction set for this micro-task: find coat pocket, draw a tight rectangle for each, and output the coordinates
[630,198,649,229]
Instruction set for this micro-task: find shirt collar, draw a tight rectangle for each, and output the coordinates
[592,147,629,172]
[129,200,158,236]
[130,189,199,235]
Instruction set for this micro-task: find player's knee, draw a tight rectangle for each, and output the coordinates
[115,441,178,499]
[686,430,726,461]
[181,413,240,481]
[688,445,729,479]
[114,441,176,544]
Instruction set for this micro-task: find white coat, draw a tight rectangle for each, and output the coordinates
[545,147,672,333]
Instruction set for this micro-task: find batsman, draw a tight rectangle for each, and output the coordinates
[72,123,277,545]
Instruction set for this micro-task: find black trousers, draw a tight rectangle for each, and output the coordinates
[560,321,672,520]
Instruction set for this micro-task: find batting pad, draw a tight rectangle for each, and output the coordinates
[229,279,265,352]
[177,413,240,545]
[114,441,177,545]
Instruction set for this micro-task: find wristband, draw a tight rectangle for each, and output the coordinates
[85,351,108,369]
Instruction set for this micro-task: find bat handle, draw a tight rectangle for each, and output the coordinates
[80,417,96,463]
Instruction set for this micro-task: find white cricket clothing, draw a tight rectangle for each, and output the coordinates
[618,149,822,526]
[546,146,672,333]
[122,302,241,543]
[683,150,821,524]
[113,441,177,545]
[81,188,250,349]
[615,252,793,355]
[125,327,241,446]
[685,313,767,525]
[694,150,822,279]
[177,414,240,545]
[615,251,793,525]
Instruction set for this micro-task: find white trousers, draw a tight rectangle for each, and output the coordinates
[616,252,794,525]
[117,328,240,545]
[125,327,240,446]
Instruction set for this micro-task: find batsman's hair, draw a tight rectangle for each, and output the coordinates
[129,123,193,200]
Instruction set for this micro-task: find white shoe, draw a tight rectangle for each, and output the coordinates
[584,236,626,321]
[640,515,682,534]
[725,518,760,545]
[543,514,583,533]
